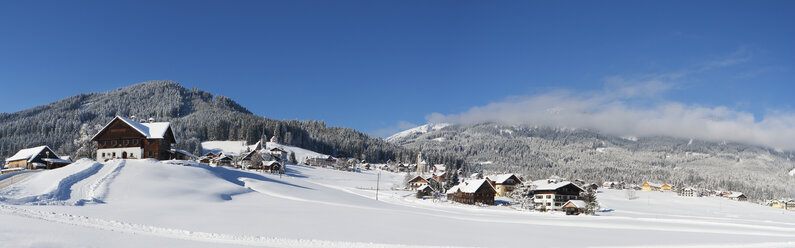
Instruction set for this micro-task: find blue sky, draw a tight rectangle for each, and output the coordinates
[1,1,793,140]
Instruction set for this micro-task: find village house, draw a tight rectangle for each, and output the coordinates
[486,174,523,197]
[171,149,198,161]
[262,161,281,173]
[726,192,747,201]
[432,171,447,183]
[602,181,625,189]
[678,187,699,197]
[531,179,584,211]
[416,185,435,198]
[641,182,671,192]
[92,116,177,162]
[269,147,286,160]
[213,154,234,167]
[770,200,788,209]
[199,152,218,165]
[446,179,496,205]
[562,200,587,215]
[239,150,272,169]
[407,175,432,190]
[306,156,335,167]
[4,145,71,170]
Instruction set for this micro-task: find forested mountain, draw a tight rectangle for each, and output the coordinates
[0,81,465,169]
[387,123,795,200]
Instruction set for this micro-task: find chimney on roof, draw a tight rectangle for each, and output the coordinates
[130,115,136,120]
[148,117,155,123]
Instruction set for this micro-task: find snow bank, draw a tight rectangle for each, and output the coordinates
[1,159,794,247]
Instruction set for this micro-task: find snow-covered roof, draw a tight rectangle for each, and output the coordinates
[488,174,521,184]
[5,146,58,162]
[433,164,446,171]
[456,179,495,193]
[727,192,745,198]
[172,149,199,159]
[563,200,587,208]
[417,185,433,191]
[644,182,665,188]
[530,179,580,191]
[264,161,281,166]
[92,116,173,141]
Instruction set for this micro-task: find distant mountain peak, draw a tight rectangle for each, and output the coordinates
[385,123,450,142]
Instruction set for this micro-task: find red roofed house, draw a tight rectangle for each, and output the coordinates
[91,116,177,162]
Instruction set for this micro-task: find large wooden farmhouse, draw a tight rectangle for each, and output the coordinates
[5,145,72,170]
[91,116,177,162]
[447,179,496,205]
[531,179,584,211]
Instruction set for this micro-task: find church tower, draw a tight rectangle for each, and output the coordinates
[416,150,428,174]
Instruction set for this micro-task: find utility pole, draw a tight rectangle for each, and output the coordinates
[376,171,381,201]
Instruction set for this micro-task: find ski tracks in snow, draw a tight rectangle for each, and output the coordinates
[0,204,468,248]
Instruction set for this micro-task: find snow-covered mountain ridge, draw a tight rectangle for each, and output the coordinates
[384,123,450,142]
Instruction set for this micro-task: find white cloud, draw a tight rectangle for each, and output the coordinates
[425,49,795,150]
[426,83,795,150]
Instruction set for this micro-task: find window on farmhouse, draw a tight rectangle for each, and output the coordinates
[132,139,138,145]
[123,140,129,145]
[111,140,117,146]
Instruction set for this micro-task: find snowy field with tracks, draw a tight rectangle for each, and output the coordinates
[0,158,794,248]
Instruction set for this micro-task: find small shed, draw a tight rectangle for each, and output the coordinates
[263,161,281,173]
[562,200,587,215]
[416,185,435,198]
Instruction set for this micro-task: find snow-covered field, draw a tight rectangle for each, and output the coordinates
[1,159,794,248]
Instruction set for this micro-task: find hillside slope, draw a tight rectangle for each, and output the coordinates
[0,81,429,164]
[387,123,795,200]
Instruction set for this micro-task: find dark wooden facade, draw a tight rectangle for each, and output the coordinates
[92,117,176,161]
[448,182,496,205]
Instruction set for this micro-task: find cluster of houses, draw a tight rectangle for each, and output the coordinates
[407,171,593,215]
[196,145,285,173]
[601,180,749,201]
[768,199,795,210]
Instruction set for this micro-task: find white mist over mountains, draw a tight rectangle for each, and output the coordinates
[425,82,795,151]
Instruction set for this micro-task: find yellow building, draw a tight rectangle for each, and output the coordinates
[486,174,523,197]
[660,184,673,192]
[771,200,786,209]
[641,182,659,191]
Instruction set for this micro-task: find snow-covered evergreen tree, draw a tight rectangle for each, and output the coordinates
[580,187,599,215]
[73,123,100,159]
